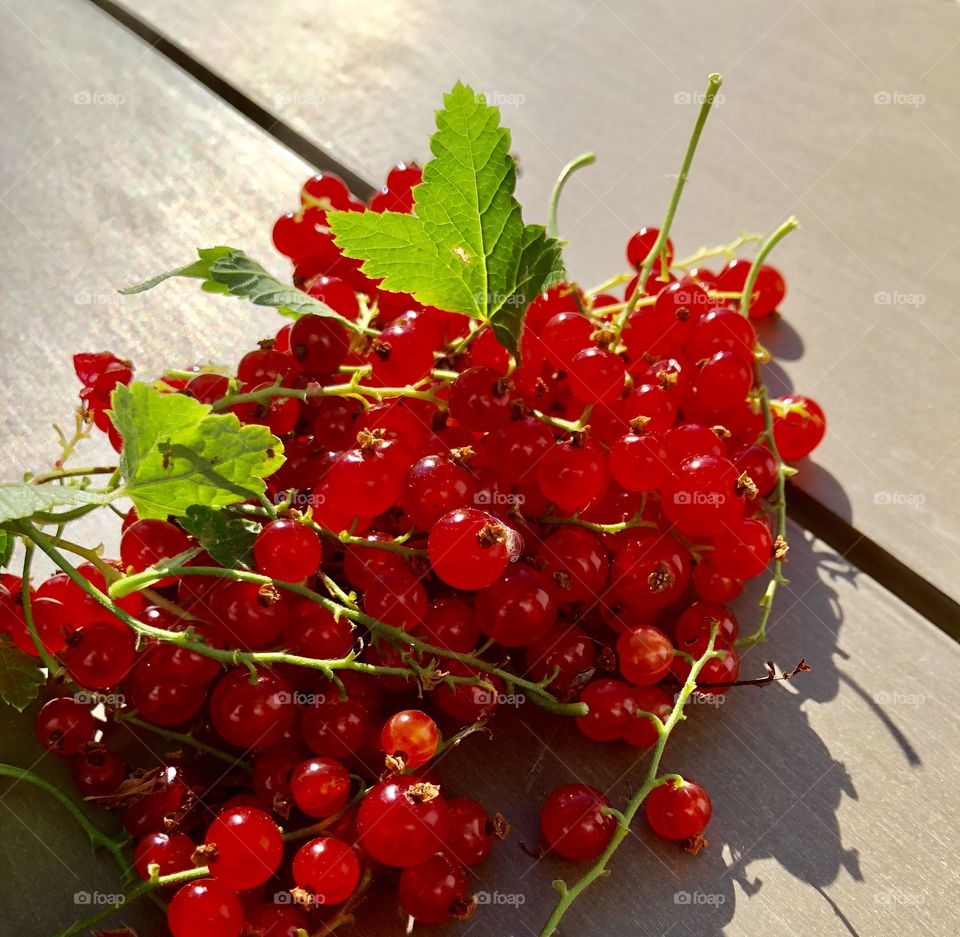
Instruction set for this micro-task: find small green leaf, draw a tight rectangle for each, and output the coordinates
[0,484,112,525]
[0,530,11,569]
[328,83,565,348]
[490,223,565,354]
[180,505,259,568]
[118,246,232,294]
[110,383,284,520]
[121,248,362,331]
[0,646,44,711]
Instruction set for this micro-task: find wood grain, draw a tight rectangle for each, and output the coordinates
[123,0,960,603]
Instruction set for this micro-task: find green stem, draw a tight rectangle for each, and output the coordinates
[672,232,764,270]
[19,542,59,672]
[21,525,584,717]
[734,217,798,647]
[538,513,657,535]
[114,712,251,769]
[29,466,117,485]
[547,152,596,239]
[612,72,723,345]
[52,866,209,937]
[0,764,128,873]
[211,381,442,413]
[538,626,721,936]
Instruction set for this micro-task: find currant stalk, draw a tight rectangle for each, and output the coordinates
[538,625,721,936]
[611,72,724,346]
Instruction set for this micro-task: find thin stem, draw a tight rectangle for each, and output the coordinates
[547,153,596,239]
[539,513,657,535]
[21,526,585,718]
[211,381,442,413]
[672,232,764,270]
[611,72,723,345]
[114,712,251,770]
[734,216,798,646]
[19,541,59,672]
[538,626,721,936]
[52,866,209,937]
[29,466,117,485]
[0,764,128,873]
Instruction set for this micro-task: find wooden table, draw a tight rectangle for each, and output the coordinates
[0,1,957,935]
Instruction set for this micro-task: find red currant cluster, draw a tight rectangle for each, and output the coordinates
[1,162,825,937]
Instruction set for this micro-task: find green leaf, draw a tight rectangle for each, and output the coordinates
[489,224,565,353]
[328,82,565,352]
[110,383,284,520]
[0,483,112,524]
[121,248,362,331]
[0,646,43,711]
[180,505,258,568]
[0,530,11,569]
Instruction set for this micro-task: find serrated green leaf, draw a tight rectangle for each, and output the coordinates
[121,248,361,331]
[0,484,113,525]
[110,383,284,520]
[118,246,233,294]
[180,505,258,568]
[489,224,565,354]
[328,82,565,347]
[0,646,44,711]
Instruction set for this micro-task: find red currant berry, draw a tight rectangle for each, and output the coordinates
[428,508,519,591]
[61,623,137,689]
[711,517,772,579]
[609,431,670,492]
[623,687,673,749]
[381,710,439,768]
[646,778,712,840]
[120,519,192,587]
[254,519,322,582]
[448,367,512,432]
[475,565,558,647]
[289,314,350,375]
[772,395,826,460]
[133,831,194,880]
[357,776,449,867]
[71,747,126,796]
[292,836,360,905]
[717,259,785,319]
[209,668,295,749]
[675,601,739,647]
[204,806,283,889]
[537,439,610,513]
[290,757,351,818]
[443,797,494,866]
[167,878,243,937]
[541,783,616,860]
[576,679,637,742]
[617,625,674,685]
[35,697,96,754]
[399,853,468,924]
